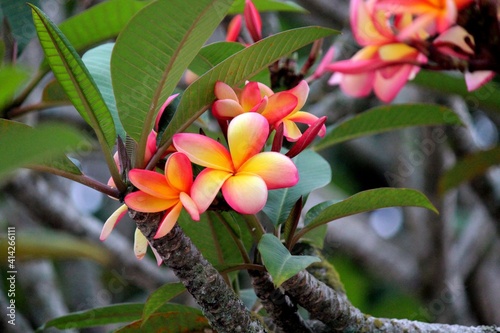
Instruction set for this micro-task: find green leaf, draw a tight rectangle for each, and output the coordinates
[178,210,253,269]
[112,0,233,152]
[229,0,306,13]
[0,0,39,54]
[294,188,438,243]
[190,41,270,85]
[263,149,331,225]
[38,303,201,331]
[30,5,116,148]
[83,43,126,139]
[48,0,148,65]
[0,230,111,266]
[413,70,500,112]
[118,308,209,333]
[142,282,186,324]
[160,26,338,146]
[258,234,320,287]
[314,104,463,151]
[41,79,70,103]
[0,120,86,180]
[439,146,500,194]
[0,66,30,114]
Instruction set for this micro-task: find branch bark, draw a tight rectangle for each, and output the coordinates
[130,210,267,333]
[282,270,499,333]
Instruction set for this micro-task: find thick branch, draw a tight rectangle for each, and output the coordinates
[131,211,266,333]
[282,270,499,333]
[249,269,313,333]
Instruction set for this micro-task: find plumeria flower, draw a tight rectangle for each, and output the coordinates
[124,152,200,239]
[376,0,473,38]
[327,0,426,102]
[278,80,327,141]
[213,80,324,141]
[212,81,298,128]
[226,14,242,42]
[173,112,299,214]
[244,0,262,42]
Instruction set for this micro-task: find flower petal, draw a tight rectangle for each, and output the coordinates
[134,228,148,260]
[287,111,326,137]
[222,173,267,214]
[215,81,239,101]
[260,92,297,125]
[287,80,309,111]
[100,204,128,241]
[339,72,375,98]
[241,81,263,111]
[155,93,179,131]
[128,169,178,199]
[228,112,269,170]
[154,202,183,238]
[173,133,233,172]
[465,71,495,91]
[226,15,242,42]
[282,120,303,142]
[191,168,232,212]
[374,64,414,102]
[212,99,245,120]
[239,152,299,189]
[125,191,178,213]
[180,192,201,219]
[165,152,193,192]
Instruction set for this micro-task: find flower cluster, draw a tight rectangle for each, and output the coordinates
[327,0,494,102]
[101,80,325,261]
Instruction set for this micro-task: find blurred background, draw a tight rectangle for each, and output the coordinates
[1,0,500,332]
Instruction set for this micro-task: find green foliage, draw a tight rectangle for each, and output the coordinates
[439,146,500,194]
[0,120,86,180]
[258,234,320,287]
[118,307,209,332]
[293,188,438,244]
[229,0,306,13]
[0,0,39,54]
[82,43,125,139]
[142,282,186,324]
[111,0,233,160]
[159,26,338,147]
[37,303,203,331]
[263,149,331,225]
[30,5,116,148]
[0,66,30,114]
[315,104,463,151]
[0,230,110,265]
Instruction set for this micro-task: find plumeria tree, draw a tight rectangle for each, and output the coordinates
[1,0,500,332]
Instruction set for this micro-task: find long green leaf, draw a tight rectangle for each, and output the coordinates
[413,70,500,113]
[294,188,438,244]
[160,26,337,146]
[142,282,186,324]
[229,0,306,13]
[83,43,126,139]
[0,120,86,180]
[314,104,463,151]
[0,230,111,266]
[258,234,320,287]
[118,309,209,332]
[112,0,233,156]
[263,149,331,225]
[30,5,116,148]
[439,146,500,194]
[189,42,245,76]
[38,303,200,330]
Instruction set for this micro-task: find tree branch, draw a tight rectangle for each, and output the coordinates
[282,270,499,332]
[130,211,267,333]
[249,269,313,333]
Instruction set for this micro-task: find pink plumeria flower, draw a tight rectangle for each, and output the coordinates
[125,152,200,239]
[376,0,473,38]
[213,80,298,127]
[278,80,326,142]
[173,112,299,214]
[327,0,426,102]
[226,15,242,42]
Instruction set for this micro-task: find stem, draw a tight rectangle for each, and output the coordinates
[4,70,45,118]
[29,165,120,199]
[7,101,71,118]
[131,212,267,333]
[243,214,265,243]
